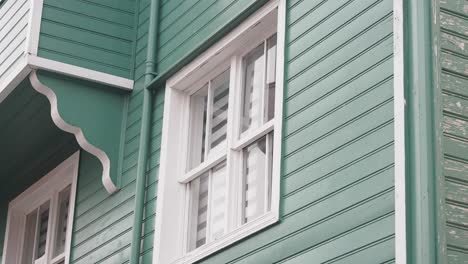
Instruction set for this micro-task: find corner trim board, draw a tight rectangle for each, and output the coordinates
[29,70,118,194]
[25,0,43,55]
[394,0,407,263]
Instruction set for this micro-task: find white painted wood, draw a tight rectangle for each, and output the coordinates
[0,20,27,62]
[28,55,134,90]
[180,154,227,184]
[25,0,43,55]
[2,151,80,264]
[231,120,274,151]
[394,0,407,263]
[0,0,29,84]
[154,1,284,263]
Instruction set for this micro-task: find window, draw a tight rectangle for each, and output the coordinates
[154,1,285,263]
[2,152,79,264]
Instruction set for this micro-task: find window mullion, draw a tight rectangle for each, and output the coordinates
[179,153,226,183]
[225,57,237,232]
[206,169,213,243]
[205,81,214,160]
[261,38,268,125]
[264,133,272,213]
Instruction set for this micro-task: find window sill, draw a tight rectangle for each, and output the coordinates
[172,212,279,264]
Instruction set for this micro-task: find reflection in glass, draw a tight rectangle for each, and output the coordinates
[188,85,208,169]
[209,70,230,151]
[241,43,265,134]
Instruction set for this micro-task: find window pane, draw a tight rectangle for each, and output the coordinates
[209,70,230,151]
[54,186,71,257]
[189,172,209,250]
[36,202,50,259]
[22,210,38,264]
[241,43,265,134]
[265,34,277,121]
[208,162,226,241]
[189,85,208,169]
[242,134,273,223]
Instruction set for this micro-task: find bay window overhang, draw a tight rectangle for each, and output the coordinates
[0,0,133,193]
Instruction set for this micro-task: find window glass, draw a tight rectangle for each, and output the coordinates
[36,203,50,260]
[189,172,209,250]
[189,70,230,170]
[183,33,277,255]
[209,70,230,151]
[241,43,265,134]
[242,133,273,223]
[189,85,208,169]
[189,161,227,250]
[208,162,227,241]
[265,34,277,122]
[54,186,71,257]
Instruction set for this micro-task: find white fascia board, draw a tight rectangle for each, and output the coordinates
[27,55,134,90]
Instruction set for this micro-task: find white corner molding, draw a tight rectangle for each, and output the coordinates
[394,0,407,263]
[29,70,118,194]
[27,55,134,90]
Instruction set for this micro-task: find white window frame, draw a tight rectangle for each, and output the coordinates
[153,0,286,263]
[2,151,80,264]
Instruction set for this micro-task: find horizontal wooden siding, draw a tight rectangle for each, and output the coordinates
[197,0,396,262]
[37,0,136,78]
[0,0,29,86]
[439,0,468,262]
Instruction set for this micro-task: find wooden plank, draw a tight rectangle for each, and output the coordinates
[441,72,468,98]
[442,93,468,117]
[440,11,468,37]
[444,136,468,162]
[446,224,468,250]
[444,158,468,183]
[446,179,468,204]
[443,115,468,140]
[440,0,468,16]
[446,202,468,227]
[447,248,468,264]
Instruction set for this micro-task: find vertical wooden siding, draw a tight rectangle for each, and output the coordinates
[0,0,29,85]
[38,0,136,78]
[439,0,468,262]
[195,0,396,263]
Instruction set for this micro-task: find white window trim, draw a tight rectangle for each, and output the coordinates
[153,0,286,263]
[1,151,80,264]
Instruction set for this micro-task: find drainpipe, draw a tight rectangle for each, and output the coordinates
[130,0,160,262]
[406,0,442,263]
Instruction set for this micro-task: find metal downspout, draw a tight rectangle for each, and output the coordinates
[130,0,160,262]
[406,0,441,263]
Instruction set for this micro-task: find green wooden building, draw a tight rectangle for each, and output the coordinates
[0,0,466,263]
